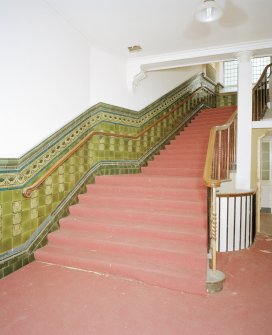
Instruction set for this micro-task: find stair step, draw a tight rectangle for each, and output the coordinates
[158,152,207,161]
[182,128,210,134]
[141,167,203,177]
[191,118,232,125]
[148,159,204,169]
[177,134,210,140]
[148,153,205,168]
[186,123,219,129]
[87,184,206,201]
[166,140,208,148]
[164,145,207,153]
[78,193,207,214]
[69,204,207,228]
[196,114,234,122]
[35,245,206,294]
[59,216,206,243]
[95,175,206,189]
[157,150,207,157]
[46,229,206,269]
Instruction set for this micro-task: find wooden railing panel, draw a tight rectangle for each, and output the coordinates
[252,63,272,121]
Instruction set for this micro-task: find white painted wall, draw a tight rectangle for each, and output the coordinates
[90,46,202,111]
[0,1,202,158]
[0,0,90,158]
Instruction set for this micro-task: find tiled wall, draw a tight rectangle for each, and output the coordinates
[0,73,216,278]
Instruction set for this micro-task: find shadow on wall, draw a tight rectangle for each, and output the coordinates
[183,0,248,40]
[219,0,248,28]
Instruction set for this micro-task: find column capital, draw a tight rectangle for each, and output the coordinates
[237,50,252,63]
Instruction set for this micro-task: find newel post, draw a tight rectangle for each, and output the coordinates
[206,181,225,293]
[211,186,217,273]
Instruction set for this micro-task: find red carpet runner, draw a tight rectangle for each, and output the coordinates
[35,107,235,295]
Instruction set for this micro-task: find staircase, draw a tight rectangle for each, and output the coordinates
[35,106,235,295]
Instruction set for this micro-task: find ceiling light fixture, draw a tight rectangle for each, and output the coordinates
[195,0,223,23]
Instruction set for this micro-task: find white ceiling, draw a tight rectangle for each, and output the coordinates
[44,0,272,58]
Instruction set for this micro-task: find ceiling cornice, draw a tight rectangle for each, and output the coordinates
[127,39,272,90]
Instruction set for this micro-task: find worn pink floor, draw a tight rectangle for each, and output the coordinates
[1,234,272,335]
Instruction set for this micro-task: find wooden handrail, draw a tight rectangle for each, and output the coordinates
[203,110,237,187]
[217,190,256,197]
[23,85,214,197]
[203,127,220,188]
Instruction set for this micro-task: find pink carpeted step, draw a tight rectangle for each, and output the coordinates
[163,145,207,153]
[147,159,205,169]
[69,204,207,228]
[181,128,210,134]
[187,122,224,129]
[59,216,206,244]
[158,147,207,154]
[176,134,210,141]
[156,151,207,158]
[166,140,208,147]
[95,175,206,189]
[87,184,206,201]
[158,152,207,162]
[194,117,232,124]
[141,167,203,178]
[195,114,234,122]
[157,145,207,156]
[35,245,206,294]
[78,193,207,215]
[43,230,206,271]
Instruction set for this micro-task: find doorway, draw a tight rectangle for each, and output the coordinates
[260,131,272,235]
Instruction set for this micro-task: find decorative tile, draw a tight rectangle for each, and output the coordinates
[13,213,22,225]
[45,195,53,205]
[30,209,38,220]
[45,186,52,196]
[12,201,22,214]
[12,223,22,237]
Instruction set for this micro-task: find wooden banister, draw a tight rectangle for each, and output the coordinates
[203,109,237,274]
[252,63,272,121]
[203,110,237,187]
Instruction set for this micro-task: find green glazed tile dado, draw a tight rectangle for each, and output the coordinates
[0,73,217,276]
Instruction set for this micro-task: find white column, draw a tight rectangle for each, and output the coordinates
[236,51,252,190]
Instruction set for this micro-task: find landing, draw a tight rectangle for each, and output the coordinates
[1,234,272,335]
